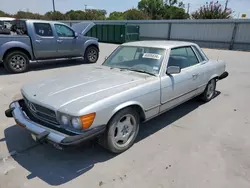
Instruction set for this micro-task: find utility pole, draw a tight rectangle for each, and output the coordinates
[225,0,229,11]
[52,0,56,12]
[187,3,190,14]
[85,5,87,11]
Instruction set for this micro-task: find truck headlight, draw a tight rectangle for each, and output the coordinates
[71,118,82,129]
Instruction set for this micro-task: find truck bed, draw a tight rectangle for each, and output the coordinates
[0,34,31,45]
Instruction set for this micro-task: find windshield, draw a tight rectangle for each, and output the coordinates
[102,46,165,75]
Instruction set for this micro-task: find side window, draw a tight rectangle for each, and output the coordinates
[168,47,189,69]
[186,47,199,66]
[168,47,200,69]
[170,47,187,57]
[55,24,74,37]
[34,23,53,37]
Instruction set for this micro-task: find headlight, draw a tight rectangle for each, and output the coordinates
[61,115,69,125]
[71,118,82,129]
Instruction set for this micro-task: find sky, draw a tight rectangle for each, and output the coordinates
[0,0,250,18]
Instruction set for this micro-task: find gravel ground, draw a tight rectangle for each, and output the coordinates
[0,43,250,188]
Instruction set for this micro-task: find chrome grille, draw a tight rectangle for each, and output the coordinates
[23,96,59,125]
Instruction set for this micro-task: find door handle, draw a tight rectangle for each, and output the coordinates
[35,39,42,43]
[57,39,63,43]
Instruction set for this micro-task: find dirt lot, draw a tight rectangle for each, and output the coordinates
[0,43,250,188]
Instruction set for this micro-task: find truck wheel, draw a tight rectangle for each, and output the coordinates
[84,46,99,63]
[4,51,29,73]
[100,108,140,154]
[201,79,216,102]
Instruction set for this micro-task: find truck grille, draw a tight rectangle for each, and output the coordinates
[23,96,59,125]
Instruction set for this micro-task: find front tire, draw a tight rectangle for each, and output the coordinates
[201,79,216,102]
[84,46,99,63]
[3,51,29,73]
[100,108,140,154]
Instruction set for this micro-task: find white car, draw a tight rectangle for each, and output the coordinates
[6,41,228,153]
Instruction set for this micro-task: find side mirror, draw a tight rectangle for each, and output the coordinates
[166,66,181,75]
[74,32,78,38]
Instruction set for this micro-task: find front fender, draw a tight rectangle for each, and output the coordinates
[83,38,99,53]
[0,41,33,61]
[110,101,145,119]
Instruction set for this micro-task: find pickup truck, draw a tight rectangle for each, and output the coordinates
[0,19,99,73]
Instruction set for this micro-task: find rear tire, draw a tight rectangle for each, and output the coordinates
[84,46,99,63]
[201,79,216,102]
[100,108,140,154]
[3,51,29,74]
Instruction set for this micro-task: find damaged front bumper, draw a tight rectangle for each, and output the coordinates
[5,100,106,148]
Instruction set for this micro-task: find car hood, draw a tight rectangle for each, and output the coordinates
[71,21,95,35]
[21,67,149,113]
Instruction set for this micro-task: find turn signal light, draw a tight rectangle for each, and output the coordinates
[80,113,96,129]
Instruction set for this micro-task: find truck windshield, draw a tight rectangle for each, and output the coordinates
[102,46,165,75]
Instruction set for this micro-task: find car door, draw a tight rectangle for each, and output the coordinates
[54,24,80,57]
[191,45,211,93]
[160,46,200,112]
[32,22,58,59]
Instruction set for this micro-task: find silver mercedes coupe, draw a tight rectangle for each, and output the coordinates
[5,40,229,153]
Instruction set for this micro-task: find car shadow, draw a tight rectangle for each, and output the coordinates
[0,59,94,76]
[3,92,220,186]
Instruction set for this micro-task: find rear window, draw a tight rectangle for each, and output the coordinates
[34,23,53,37]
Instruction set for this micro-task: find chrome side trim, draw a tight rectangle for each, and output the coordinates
[29,56,83,63]
[145,104,161,112]
[161,84,207,105]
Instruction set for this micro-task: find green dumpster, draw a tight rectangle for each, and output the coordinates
[85,24,140,44]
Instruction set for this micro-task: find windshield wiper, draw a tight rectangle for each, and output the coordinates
[119,68,156,76]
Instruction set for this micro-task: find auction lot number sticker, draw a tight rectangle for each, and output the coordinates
[142,53,162,60]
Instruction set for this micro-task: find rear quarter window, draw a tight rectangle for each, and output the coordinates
[192,45,207,62]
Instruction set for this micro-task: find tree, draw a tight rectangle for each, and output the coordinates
[108,11,124,20]
[165,0,177,6]
[138,0,188,19]
[191,1,233,19]
[44,11,66,20]
[84,9,107,20]
[14,11,44,19]
[65,10,86,20]
[0,10,11,17]
[124,9,150,20]
[138,0,164,19]
[162,5,189,19]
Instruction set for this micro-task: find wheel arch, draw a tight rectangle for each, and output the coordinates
[3,47,32,61]
[108,102,146,125]
[209,74,219,82]
[85,43,99,52]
